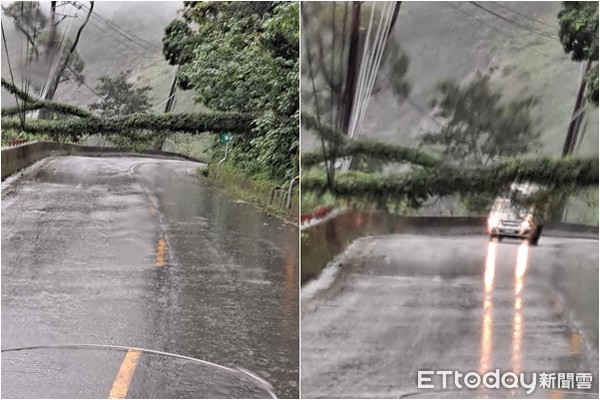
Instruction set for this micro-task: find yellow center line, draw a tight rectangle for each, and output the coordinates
[549,390,564,399]
[148,201,157,216]
[570,333,580,355]
[156,239,166,267]
[108,349,141,399]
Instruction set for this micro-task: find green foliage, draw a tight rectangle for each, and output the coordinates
[301,112,345,146]
[587,64,599,106]
[558,1,599,106]
[301,2,411,121]
[1,78,92,118]
[564,187,599,224]
[163,1,299,182]
[2,75,253,147]
[163,132,215,162]
[302,155,599,208]
[1,112,253,140]
[460,193,497,215]
[302,139,442,168]
[86,71,154,149]
[208,160,295,217]
[2,1,86,90]
[559,2,599,62]
[0,128,47,145]
[1,2,46,45]
[301,2,411,191]
[301,191,341,215]
[421,75,540,167]
[90,72,152,117]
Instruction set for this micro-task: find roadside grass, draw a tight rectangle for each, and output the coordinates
[163,132,214,161]
[203,161,298,221]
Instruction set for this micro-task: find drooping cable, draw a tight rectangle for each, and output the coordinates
[469,1,558,41]
[354,2,395,140]
[41,3,75,99]
[342,2,396,171]
[43,6,74,98]
[348,2,376,141]
[2,23,25,130]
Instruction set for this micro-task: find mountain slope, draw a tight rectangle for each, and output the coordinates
[302,1,598,158]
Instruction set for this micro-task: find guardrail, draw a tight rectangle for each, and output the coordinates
[1,141,207,181]
[301,209,598,283]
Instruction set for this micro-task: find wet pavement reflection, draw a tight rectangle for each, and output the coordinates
[1,157,298,398]
[301,234,598,398]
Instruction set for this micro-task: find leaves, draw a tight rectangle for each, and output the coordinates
[3,2,86,92]
[1,112,254,140]
[163,1,299,182]
[302,155,599,207]
[90,72,152,117]
[302,139,442,168]
[1,77,92,118]
[559,1,599,62]
[558,1,599,106]
[422,75,540,167]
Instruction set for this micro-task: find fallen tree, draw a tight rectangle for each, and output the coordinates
[1,77,254,139]
[302,155,599,206]
[302,139,442,168]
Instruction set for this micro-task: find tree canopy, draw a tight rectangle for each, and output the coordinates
[163,1,299,182]
[558,1,599,106]
[2,1,88,96]
[90,72,152,117]
[421,75,540,167]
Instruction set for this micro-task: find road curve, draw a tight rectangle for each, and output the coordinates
[301,234,598,398]
[1,156,298,398]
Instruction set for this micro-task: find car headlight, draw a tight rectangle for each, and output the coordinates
[520,219,531,229]
[488,216,500,229]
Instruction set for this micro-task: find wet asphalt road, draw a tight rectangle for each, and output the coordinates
[1,156,298,398]
[301,234,598,398]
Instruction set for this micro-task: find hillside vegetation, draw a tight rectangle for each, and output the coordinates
[301,1,598,224]
[301,1,598,157]
[1,1,196,112]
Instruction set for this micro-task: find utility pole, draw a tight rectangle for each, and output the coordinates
[339,2,362,138]
[164,67,178,113]
[154,68,178,151]
[562,60,590,156]
[557,60,590,222]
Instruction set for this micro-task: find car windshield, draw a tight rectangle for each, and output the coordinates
[492,198,528,217]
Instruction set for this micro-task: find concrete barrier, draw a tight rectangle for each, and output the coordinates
[301,209,598,283]
[1,141,207,181]
[1,140,299,221]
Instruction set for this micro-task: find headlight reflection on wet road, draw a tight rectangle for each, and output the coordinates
[481,240,531,379]
[480,240,497,375]
[513,242,530,375]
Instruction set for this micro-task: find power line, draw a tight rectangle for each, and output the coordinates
[2,23,25,129]
[406,97,444,129]
[85,5,160,51]
[489,1,556,30]
[469,1,558,41]
[443,2,567,64]
[65,64,102,98]
[86,17,153,57]
[77,3,161,52]
[76,6,158,53]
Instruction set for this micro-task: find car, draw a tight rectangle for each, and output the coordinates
[487,194,543,246]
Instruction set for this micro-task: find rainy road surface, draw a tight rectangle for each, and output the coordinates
[301,234,598,398]
[1,156,298,399]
